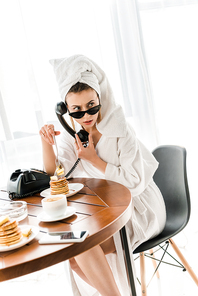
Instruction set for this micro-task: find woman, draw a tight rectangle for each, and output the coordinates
[39,55,166,296]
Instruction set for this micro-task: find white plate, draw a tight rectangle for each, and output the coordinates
[37,206,76,222]
[0,225,39,252]
[40,183,84,198]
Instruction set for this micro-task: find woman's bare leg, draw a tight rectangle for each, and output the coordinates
[69,236,116,289]
[73,243,121,296]
[69,257,93,286]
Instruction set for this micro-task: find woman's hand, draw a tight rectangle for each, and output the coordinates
[75,133,107,174]
[39,124,60,145]
[74,133,96,162]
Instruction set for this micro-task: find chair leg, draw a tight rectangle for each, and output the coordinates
[149,248,160,279]
[140,252,147,295]
[169,238,198,286]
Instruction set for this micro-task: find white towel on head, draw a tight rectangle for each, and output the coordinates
[49,55,101,100]
[50,54,127,138]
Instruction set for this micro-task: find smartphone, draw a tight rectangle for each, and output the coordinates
[39,230,89,244]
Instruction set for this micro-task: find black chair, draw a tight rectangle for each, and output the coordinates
[133,145,198,295]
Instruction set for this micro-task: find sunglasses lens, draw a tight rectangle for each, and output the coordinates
[87,105,101,115]
[69,111,85,119]
[69,105,101,119]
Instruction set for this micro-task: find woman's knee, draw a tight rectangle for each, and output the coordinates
[69,257,78,271]
[100,236,116,255]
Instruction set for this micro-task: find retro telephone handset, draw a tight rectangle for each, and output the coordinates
[55,102,89,178]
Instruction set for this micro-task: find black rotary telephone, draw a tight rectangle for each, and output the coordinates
[55,101,89,178]
[6,169,51,199]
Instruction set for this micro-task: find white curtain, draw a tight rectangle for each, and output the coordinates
[109,0,159,148]
[138,0,198,237]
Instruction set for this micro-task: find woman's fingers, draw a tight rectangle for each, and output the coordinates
[39,124,60,145]
[88,134,94,147]
[46,125,55,143]
[75,133,97,162]
[54,131,61,136]
[75,134,82,150]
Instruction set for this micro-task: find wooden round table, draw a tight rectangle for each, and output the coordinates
[0,177,136,295]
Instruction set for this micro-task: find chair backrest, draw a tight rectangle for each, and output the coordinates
[153,145,191,236]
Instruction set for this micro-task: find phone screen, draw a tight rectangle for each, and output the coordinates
[60,231,87,240]
[39,230,89,244]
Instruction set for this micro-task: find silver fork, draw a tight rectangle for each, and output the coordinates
[53,135,63,177]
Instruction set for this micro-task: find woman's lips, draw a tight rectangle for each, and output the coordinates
[83,120,93,125]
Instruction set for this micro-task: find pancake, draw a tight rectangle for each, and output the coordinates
[0,228,21,239]
[0,215,10,226]
[0,217,23,246]
[0,229,22,243]
[0,226,19,236]
[0,219,18,232]
[0,235,22,246]
[50,177,69,195]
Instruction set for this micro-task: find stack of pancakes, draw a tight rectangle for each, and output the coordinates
[50,177,69,195]
[0,216,22,246]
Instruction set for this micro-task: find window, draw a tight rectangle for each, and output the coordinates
[0,0,122,186]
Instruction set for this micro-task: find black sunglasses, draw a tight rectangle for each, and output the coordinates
[68,104,101,119]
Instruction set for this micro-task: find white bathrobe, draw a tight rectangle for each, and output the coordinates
[50,54,166,295]
[58,122,166,296]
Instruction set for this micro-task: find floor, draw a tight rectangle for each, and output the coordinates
[134,229,198,296]
[1,226,198,296]
[0,262,73,296]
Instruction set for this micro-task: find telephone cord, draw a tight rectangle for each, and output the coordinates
[65,158,81,179]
